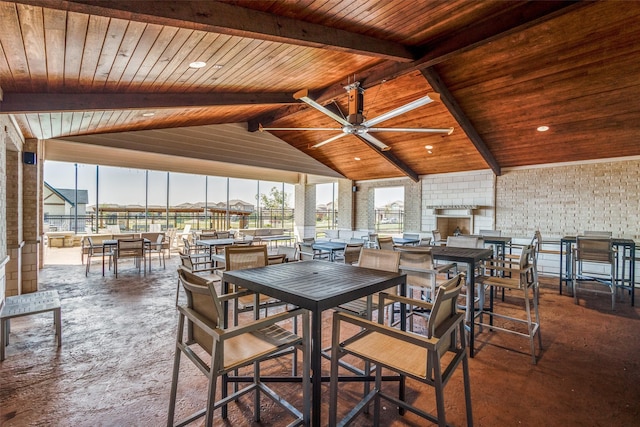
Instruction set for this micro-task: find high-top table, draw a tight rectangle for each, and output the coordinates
[222,260,406,427]
[429,245,494,357]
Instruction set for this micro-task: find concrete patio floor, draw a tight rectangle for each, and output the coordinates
[1,246,639,426]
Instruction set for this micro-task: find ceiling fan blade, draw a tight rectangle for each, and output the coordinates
[309,132,348,149]
[362,92,441,127]
[294,89,351,127]
[359,133,391,151]
[367,127,454,135]
[260,125,343,132]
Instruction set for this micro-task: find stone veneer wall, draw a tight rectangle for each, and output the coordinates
[421,170,496,235]
[496,159,640,241]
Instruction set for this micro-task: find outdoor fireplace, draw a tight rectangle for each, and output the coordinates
[427,205,477,238]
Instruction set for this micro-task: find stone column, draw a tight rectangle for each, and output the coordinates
[5,149,23,296]
[21,139,42,293]
[293,175,317,240]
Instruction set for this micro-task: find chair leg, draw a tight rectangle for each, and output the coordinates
[523,285,537,364]
[432,350,447,427]
[167,313,185,427]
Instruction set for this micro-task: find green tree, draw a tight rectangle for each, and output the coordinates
[260,186,289,209]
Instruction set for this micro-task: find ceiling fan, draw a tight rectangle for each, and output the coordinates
[260,82,453,151]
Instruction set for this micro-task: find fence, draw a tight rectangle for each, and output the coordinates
[44,208,405,234]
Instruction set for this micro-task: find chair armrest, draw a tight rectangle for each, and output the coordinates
[178,306,223,340]
[378,292,434,312]
[220,308,308,340]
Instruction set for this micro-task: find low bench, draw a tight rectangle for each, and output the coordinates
[1,290,62,361]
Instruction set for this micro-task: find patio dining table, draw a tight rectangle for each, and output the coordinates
[312,241,346,261]
[101,238,151,276]
[222,260,406,427]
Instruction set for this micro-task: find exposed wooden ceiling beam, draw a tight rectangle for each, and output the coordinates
[249,1,583,129]
[0,92,295,113]
[15,0,414,62]
[421,67,500,176]
[354,135,419,182]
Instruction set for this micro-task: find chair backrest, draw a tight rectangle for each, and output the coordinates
[199,233,217,240]
[480,229,501,237]
[427,274,464,344]
[418,237,432,246]
[182,224,192,235]
[141,232,161,242]
[377,236,395,250]
[302,237,315,244]
[177,266,223,353]
[357,248,400,273]
[446,235,482,248]
[396,247,437,291]
[576,237,614,263]
[216,231,230,239]
[224,245,268,271]
[117,238,144,258]
[343,243,363,265]
[582,231,612,237]
[297,242,316,260]
[432,230,442,242]
[276,245,297,262]
[179,252,196,271]
[268,254,287,265]
[403,233,420,240]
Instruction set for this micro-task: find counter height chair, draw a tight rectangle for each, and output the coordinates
[114,238,146,278]
[146,233,166,271]
[478,244,542,363]
[336,248,401,319]
[418,237,432,246]
[84,236,113,276]
[377,236,395,250]
[177,253,222,306]
[572,236,617,310]
[168,267,310,427]
[394,246,457,330]
[225,245,286,324]
[329,274,472,427]
[432,230,445,245]
[334,242,364,265]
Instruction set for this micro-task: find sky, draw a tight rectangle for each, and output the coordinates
[44,161,401,208]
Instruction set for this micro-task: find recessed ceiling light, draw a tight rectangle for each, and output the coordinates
[189,61,207,69]
[142,112,155,117]
[354,157,361,161]
[211,64,224,69]
[537,125,549,132]
[427,150,433,154]
[425,145,433,150]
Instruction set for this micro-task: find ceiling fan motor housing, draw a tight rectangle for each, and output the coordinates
[346,82,365,125]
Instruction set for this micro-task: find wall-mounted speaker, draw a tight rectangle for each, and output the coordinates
[23,152,37,165]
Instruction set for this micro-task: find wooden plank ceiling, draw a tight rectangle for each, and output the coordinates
[1,1,639,182]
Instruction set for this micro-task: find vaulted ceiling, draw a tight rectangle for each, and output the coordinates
[1,1,639,182]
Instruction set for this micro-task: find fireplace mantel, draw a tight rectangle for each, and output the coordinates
[426,205,478,216]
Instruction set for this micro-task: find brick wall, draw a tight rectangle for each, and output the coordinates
[496,159,640,240]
